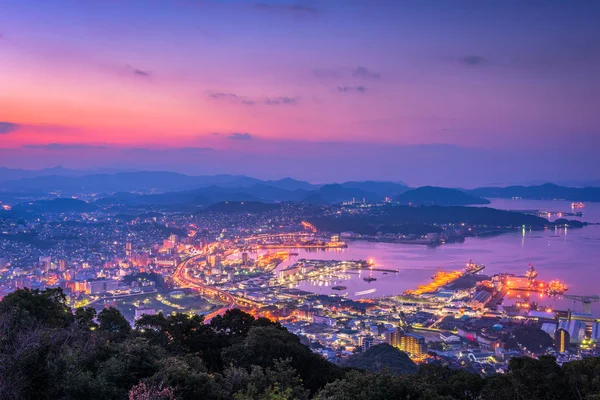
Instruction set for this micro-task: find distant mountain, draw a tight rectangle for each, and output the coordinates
[313,184,380,204]
[0,172,259,193]
[470,183,600,202]
[343,344,418,374]
[0,166,135,183]
[337,181,408,197]
[12,198,97,213]
[264,178,317,191]
[397,186,490,206]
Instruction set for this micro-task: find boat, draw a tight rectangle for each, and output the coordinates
[332,285,347,291]
[363,277,377,282]
[571,202,585,209]
[465,259,485,275]
[355,288,377,296]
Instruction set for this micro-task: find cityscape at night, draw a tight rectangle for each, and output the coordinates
[1,1,600,399]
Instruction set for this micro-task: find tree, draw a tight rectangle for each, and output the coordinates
[0,287,73,329]
[222,325,343,393]
[211,308,256,341]
[128,381,175,400]
[98,307,131,338]
[504,356,570,400]
[136,312,222,370]
[75,306,98,329]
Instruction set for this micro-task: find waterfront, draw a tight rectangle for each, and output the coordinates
[266,200,600,313]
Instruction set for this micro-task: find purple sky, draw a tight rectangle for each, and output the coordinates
[0,0,599,186]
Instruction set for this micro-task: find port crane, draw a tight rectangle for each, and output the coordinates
[563,294,600,314]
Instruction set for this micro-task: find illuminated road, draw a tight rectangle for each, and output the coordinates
[172,248,236,324]
[172,232,309,323]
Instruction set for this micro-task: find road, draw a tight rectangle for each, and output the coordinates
[172,249,236,324]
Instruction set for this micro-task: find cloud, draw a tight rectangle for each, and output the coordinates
[253,3,318,15]
[23,143,108,150]
[459,55,488,66]
[352,66,381,80]
[0,122,20,135]
[337,85,366,94]
[121,147,214,155]
[208,91,299,106]
[228,132,253,141]
[178,147,215,153]
[313,68,344,79]
[125,64,152,77]
[263,96,298,105]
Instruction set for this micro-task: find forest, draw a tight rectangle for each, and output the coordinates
[1,288,599,400]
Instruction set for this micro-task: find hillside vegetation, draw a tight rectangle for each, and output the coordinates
[0,289,599,400]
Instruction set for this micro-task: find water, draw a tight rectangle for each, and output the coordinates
[268,200,600,313]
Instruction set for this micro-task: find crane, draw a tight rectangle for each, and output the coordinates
[563,294,600,314]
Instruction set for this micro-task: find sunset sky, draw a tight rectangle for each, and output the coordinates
[1,0,599,186]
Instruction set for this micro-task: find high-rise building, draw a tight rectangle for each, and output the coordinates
[58,259,67,271]
[386,326,404,347]
[126,242,133,258]
[208,254,221,267]
[398,333,426,358]
[241,252,249,264]
[555,328,570,353]
[39,256,52,272]
[169,234,178,244]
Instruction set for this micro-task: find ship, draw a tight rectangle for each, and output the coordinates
[332,285,347,291]
[524,263,538,281]
[363,277,377,282]
[571,202,585,209]
[465,259,485,275]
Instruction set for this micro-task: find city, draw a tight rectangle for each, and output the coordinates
[1,1,599,399]
[1,196,598,374]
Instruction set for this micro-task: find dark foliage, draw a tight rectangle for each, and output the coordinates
[1,288,600,400]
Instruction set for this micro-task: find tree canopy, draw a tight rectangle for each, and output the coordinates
[0,288,599,399]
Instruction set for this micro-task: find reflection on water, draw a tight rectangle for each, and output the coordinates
[262,200,600,313]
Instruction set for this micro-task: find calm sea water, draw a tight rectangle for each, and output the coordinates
[271,200,600,313]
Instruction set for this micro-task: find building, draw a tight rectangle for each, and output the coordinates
[241,252,249,264]
[208,255,221,268]
[313,315,336,326]
[359,335,375,352]
[89,279,119,295]
[440,331,461,343]
[558,318,586,343]
[469,291,492,309]
[39,256,52,272]
[125,242,133,258]
[58,259,68,272]
[398,333,426,358]
[386,327,404,347]
[555,328,570,353]
[135,307,156,320]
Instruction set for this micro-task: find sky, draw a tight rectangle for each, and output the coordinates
[1,0,599,187]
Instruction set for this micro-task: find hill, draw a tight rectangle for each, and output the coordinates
[397,186,490,206]
[344,344,418,374]
[470,183,600,202]
[12,198,98,213]
[309,205,551,235]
